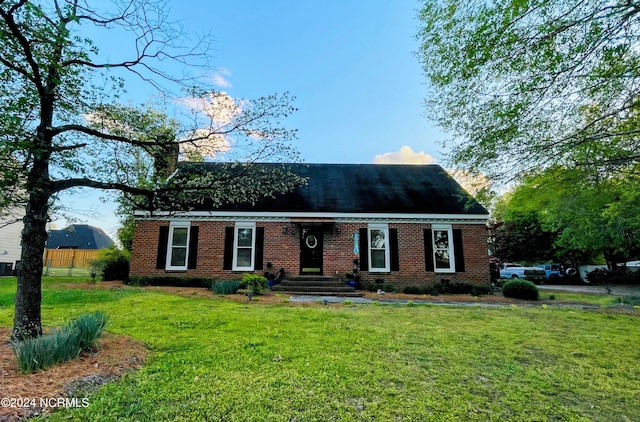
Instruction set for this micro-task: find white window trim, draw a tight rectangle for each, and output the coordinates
[368,223,390,272]
[432,224,456,273]
[166,221,191,271]
[233,221,256,271]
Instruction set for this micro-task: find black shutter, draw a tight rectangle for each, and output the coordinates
[359,228,368,271]
[424,229,434,272]
[223,227,234,270]
[255,227,264,270]
[187,226,199,269]
[389,228,399,271]
[453,229,465,272]
[156,226,169,270]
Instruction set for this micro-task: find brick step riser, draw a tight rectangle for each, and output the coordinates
[285,277,340,282]
[271,286,357,293]
[275,291,363,297]
[277,281,349,287]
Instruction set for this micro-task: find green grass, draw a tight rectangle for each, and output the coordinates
[542,291,620,306]
[1,277,639,420]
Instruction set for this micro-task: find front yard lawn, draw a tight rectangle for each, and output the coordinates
[1,278,639,421]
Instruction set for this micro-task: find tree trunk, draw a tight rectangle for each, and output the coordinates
[12,191,50,341]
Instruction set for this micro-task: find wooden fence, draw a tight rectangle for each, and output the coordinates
[43,249,101,269]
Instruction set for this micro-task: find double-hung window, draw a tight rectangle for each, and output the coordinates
[166,222,191,270]
[233,222,256,271]
[431,224,456,273]
[368,224,390,272]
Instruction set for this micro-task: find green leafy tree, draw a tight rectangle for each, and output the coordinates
[416,0,640,180]
[489,211,557,264]
[1,1,303,340]
[495,167,640,267]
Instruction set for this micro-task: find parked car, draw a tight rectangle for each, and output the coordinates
[537,263,578,281]
[499,263,546,284]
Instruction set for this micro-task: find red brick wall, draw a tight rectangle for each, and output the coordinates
[130,220,490,287]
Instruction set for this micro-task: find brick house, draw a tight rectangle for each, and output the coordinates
[130,163,490,289]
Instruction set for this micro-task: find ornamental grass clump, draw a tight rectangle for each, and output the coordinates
[502,279,539,300]
[73,310,109,350]
[212,280,241,295]
[12,311,109,373]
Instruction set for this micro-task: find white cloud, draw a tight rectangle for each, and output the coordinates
[448,169,490,196]
[210,68,232,88]
[176,91,240,127]
[373,146,490,196]
[176,91,241,159]
[372,145,436,165]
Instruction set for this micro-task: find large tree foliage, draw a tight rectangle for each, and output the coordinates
[1,0,303,339]
[493,167,640,267]
[416,0,640,180]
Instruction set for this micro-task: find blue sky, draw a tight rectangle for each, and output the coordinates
[56,0,448,241]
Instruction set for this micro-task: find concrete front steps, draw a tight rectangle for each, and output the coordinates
[271,276,363,297]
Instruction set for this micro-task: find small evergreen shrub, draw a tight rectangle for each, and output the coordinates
[242,274,267,294]
[470,285,492,296]
[97,246,130,281]
[585,268,610,285]
[127,276,216,288]
[583,267,640,285]
[400,282,492,296]
[13,311,109,373]
[403,286,423,294]
[212,280,240,295]
[502,279,539,300]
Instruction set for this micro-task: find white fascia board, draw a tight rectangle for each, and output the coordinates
[133,210,489,224]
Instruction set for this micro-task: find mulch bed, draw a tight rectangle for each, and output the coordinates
[0,328,147,422]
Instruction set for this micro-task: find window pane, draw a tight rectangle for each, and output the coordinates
[370,230,386,248]
[237,228,253,247]
[236,248,252,267]
[171,247,187,266]
[371,250,386,269]
[172,228,188,247]
[435,250,450,269]
[434,230,449,249]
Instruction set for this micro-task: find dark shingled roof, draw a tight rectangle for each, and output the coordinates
[173,163,488,215]
[46,224,114,249]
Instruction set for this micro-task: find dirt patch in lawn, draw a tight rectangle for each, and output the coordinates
[0,328,147,421]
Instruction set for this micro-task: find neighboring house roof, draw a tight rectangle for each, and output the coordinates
[46,224,114,249]
[166,163,488,216]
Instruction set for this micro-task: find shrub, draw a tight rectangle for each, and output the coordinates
[212,280,240,295]
[242,274,267,294]
[97,246,130,281]
[13,311,109,373]
[470,285,492,296]
[403,286,422,294]
[502,279,539,300]
[127,276,216,288]
[401,282,491,296]
[586,268,610,285]
[611,268,640,284]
